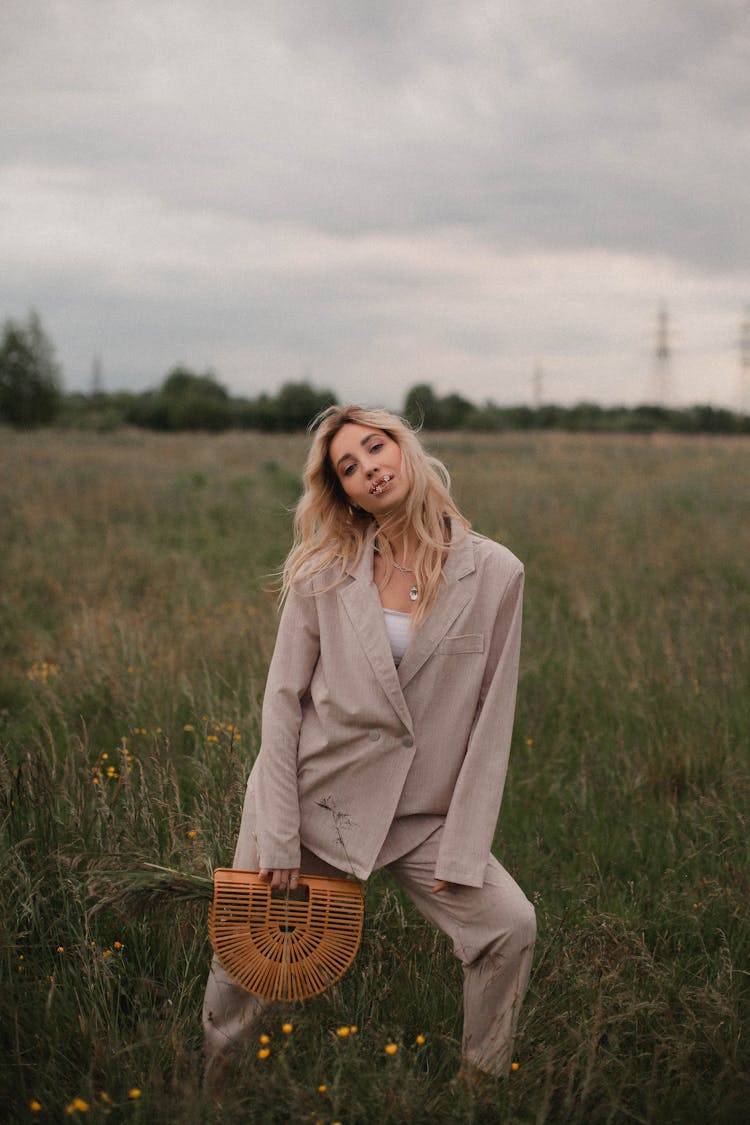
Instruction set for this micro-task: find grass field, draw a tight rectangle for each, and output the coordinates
[1,427,748,1124]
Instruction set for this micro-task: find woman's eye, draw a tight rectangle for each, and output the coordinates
[369,442,384,453]
[342,463,356,477]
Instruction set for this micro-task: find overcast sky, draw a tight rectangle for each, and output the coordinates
[2,0,749,409]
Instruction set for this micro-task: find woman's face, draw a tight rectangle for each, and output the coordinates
[328,422,408,517]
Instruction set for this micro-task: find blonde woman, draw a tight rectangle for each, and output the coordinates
[203,405,535,1083]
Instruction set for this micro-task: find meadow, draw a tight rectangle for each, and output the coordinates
[1,427,748,1124]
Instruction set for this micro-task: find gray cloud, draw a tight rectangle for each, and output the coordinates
[0,0,748,406]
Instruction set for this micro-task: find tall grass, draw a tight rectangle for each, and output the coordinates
[1,428,748,1123]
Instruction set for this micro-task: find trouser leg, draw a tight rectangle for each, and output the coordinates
[387,831,536,1077]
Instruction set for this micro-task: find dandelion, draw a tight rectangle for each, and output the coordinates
[30,1100,42,1112]
[259,1033,270,1044]
[415,1034,426,1045]
[183,724,194,732]
[335,1026,350,1038]
[282,1022,293,1034]
[114,941,123,950]
[188,829,197,838]
[99,1092,112,1104]
[56,946,64,953]
[257,1047,271,1060]
[511,1061,520,1071]
[206,734,218,743]
[317,1084,327,1093]
[64,1096,90,1114]
[384,1043,398,1056]
[103,949,113,958]
[128,1088,142,1099]
[101,753,108,760]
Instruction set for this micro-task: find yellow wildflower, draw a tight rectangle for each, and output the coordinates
[183,724,194,731]
[511,1061,520,1071]
[113,941,123,950]
[188,829,197,838]
[128,1088,142,1099]
[384,1043,398,1055]
[30,1100,42,1112]
[282,1022,293,1034]
[99,1092,112,1104]
[103,949,113,958]
[206,734,218,743]
[349,1025,358,1034]
[259,1033,270,1044]
[64,1096,90,1114]
[56,946,64,953]
[257,1047,271,1060]
[317,1084,327,1093]
[335,1026,350,1038]
[415,1034,426,1045]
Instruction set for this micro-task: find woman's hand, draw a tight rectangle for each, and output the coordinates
[258,867,300,890]
[431,880,450,894]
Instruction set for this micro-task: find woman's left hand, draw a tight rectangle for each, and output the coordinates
[431,880,449,894]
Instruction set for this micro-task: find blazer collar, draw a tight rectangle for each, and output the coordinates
[337,522,476,721]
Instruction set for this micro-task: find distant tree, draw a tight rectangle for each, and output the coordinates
[439,392,476,429]
[273,381,337,431]
[128,365,232,430]
[403,384,441,428]
[0,310,62,427]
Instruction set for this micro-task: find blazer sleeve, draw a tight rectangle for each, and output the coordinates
[434,564,524,888]
[252,581,321,870]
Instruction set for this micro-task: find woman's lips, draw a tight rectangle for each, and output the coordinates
[370,473,394,495]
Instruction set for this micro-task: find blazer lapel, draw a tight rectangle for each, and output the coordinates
[338,537,415,734]
[397,525,476,690]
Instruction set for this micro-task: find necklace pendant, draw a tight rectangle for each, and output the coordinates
[409,585,418,602]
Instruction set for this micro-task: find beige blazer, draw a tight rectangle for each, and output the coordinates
[248,524,524,888]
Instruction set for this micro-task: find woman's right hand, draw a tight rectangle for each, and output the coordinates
[258,867,300,890]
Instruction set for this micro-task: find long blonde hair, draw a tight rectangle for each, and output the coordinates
[282,405,470,626]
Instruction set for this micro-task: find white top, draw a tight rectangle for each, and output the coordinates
[383,607,411,665]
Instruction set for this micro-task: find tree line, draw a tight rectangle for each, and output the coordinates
[2,310,749,435]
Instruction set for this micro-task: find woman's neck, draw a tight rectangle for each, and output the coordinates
[375,528,419,567]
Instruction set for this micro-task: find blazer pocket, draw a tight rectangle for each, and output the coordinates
[437,633,484,655]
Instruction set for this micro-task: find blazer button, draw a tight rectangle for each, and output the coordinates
[402,735,414,748]
[369,729,381,741]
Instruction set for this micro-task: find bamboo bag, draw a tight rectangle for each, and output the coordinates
[208,869,365,1001]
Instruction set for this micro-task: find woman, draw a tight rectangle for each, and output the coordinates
[203,405,535,1081]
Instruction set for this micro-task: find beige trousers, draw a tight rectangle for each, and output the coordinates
[203,814,535,1077]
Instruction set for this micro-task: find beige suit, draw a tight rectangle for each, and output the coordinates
[203,525,535,1076]
[252,524,525,887]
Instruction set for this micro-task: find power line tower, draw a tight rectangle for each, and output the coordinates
[532,361,544,410]
[91,352,104,396]
[651,302,673,406]
[740,307,750,416]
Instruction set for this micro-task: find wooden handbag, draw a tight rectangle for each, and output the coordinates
[208,869,364,1001]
